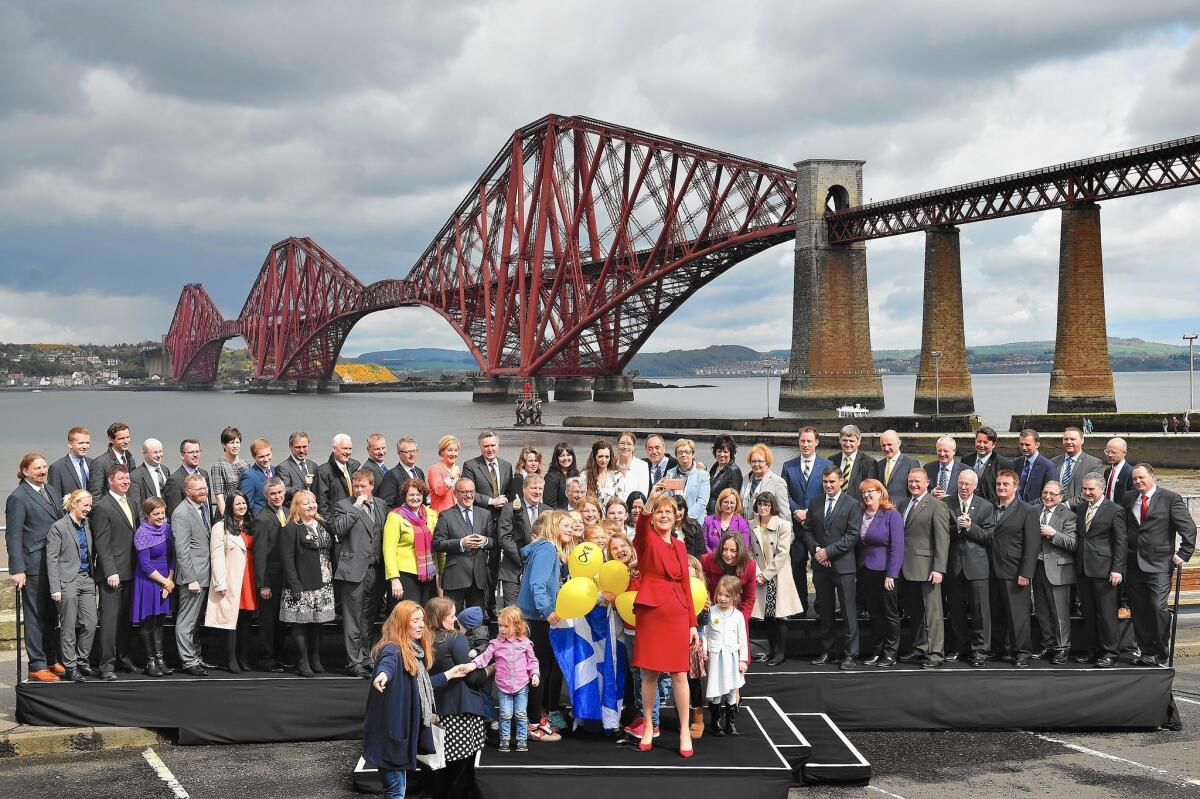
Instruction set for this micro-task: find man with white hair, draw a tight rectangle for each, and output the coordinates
[314,433,361,521]
[131,438,171,504]
[924,436,966,500]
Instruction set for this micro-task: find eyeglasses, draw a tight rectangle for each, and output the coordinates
[749,459,767,465]
[183,449,201,455]
[1041,491,1062,498]
[861,489,880,496]
[399,449,417,455]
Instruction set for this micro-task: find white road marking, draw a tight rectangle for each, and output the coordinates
[1026,732,1200,788]
[142,747,190,798]
[868,786,910,799]
[1173,694,1200,706]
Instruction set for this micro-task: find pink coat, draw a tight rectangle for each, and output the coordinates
[472,635,539,695]
[205,521,249,629]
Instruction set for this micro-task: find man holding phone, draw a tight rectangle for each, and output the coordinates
[433,478,495,629]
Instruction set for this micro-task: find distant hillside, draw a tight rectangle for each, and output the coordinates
[343,348,478,372]
[628,345,763,376]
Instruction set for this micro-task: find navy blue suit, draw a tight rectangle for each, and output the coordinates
[1010,453,1056,503]
[782,454,832,616]
[239,463,273,516]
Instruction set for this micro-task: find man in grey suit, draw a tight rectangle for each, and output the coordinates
[331,469,388,677]
[1074,473,1127,667]
[876,430,919,504]
[461,430,513,612]
[802,466,863,670]
[433,478,496,621]
[377,437,424,509]
[164,439,210,516]
[497,474,550,609]
[172,472,213,676]
[991,469,1040,667]
[276,431,319,504]
[48,426,94,498]
[897,468,951,668]
[5,453,63,681]
[314,433,361,521]
[1031,480,1078,663]
[46,503,97,682]
[131,438,172,505]
[1051,427,1103,510]
[88,421,137,498]
[1123,463,1198,665]
[830,424,874,501]
[90,464,140,679]
[942,469,995,667]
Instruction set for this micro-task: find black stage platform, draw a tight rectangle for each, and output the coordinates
[16,656,1176,744]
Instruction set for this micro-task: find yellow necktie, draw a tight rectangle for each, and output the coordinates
[277,509,286,525]
[117,495,133,527]
[884,458,894,485]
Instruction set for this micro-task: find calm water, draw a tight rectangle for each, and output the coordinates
[1,370,1193,522]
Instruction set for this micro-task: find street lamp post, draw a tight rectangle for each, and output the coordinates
[1185,333,1198,412]
[931,351,943,417]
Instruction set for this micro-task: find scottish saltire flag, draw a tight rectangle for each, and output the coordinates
[550,605,627,731]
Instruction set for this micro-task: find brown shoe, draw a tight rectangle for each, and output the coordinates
[50,663,66,676]
[689,707,705,739]
[29,669,60,682]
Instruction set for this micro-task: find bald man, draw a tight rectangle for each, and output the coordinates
[130,438,170,505]
[1102,438,1134,502]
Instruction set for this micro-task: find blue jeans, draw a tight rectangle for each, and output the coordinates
[380,768,406,798]
[499,685,529,741]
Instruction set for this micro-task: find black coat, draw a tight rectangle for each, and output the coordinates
[1075,500,1127,579]
[990,500,1039,581]
[542,470,576,510]
[943,494,994,581]
[252,505,287,589]
[90,492,140,581]
[706,463,744,515]
[431,631,490,717]
[377,464,425,510]
[279,520,332,593]
[313,455,361,521]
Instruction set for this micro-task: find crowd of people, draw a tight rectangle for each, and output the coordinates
[6,420,1198,795]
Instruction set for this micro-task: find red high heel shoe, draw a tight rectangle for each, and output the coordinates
[678,747,694,758]
[637,739,653,752]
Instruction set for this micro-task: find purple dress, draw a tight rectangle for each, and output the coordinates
[132,520,175,623]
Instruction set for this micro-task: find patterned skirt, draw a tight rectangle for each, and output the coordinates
[440,713,487,762]
[279,551,335,624]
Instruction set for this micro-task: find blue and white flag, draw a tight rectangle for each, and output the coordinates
[550,605,627,732]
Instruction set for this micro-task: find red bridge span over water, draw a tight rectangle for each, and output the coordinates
[164,115,1200,411]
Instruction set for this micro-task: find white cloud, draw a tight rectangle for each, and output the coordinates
[0,287,170,344]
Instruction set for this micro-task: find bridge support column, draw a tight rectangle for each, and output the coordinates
[248,380,290,394]
[182,381,218,391]
[779,159,883,412]
[553,377,594,401]
[472,378,510,403]
[914,226,974,415]
[593,374,635,402]
[317,380,341,394]
[1048,202,1116,413]
[295,379,319,394]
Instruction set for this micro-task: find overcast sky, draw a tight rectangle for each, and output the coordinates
[2,1,1199,358]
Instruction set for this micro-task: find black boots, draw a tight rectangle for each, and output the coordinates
[308,625,324,673]
[768,623,787,666]
[292,626,314,677]
[708,702,725,736]
[226,630,242,673]
[151,621,172,675]
[139,625,164,677]
[723,701,740,736]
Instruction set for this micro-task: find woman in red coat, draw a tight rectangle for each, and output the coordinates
[632,486,700,757]
[701,532,758,630]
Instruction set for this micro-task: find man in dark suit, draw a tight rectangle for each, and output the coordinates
[90,464,140,679]
[644,434,678,486]
[963,426,1011,504]
[830,424,874,500]
[801,466,863,669]
[990,469,1040,667]
[164,438,210,516]
[239,437,275,516]
[497,474,551,608]
[5,453,64,680]
[276,431,319,504]
[331,469,388,677]
[48,426,94,498]
[377,437,425,509]
[361,433,390,489]
[313,433,361,521]
[88,421,137,498]
[1102,437,1134,502]
[1124,463,1198,665]
[433,477,496,619]
[875,429,919,504]
[782,426,833,613]
[462,430,513,613]
[942,469,995,667]
[1011,429,1056,503]
[1052,426,1104,510]
[897,467,951,669]
[252,477,289,672]
[924,436,967,501]
[130,438,172,506]
[1031,480,1077,663]
[1074,473,1127,667]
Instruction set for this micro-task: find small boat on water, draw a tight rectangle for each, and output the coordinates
[836,403,869,418]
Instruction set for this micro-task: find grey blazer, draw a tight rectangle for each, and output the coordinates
[1032,502,1078,585]
[740,470,790,521]
[4,481,64,575]
[497,500,552,583]
[171,499,212,587]
[1051,452,1104,509]
[276,457,319,502]
[331,496,387,583]
[461,456,514,510]
[46,516,94,594]
[432,504,495,591]
[898,493,951,581]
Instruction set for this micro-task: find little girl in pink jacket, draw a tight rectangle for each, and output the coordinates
[468,605,540,752]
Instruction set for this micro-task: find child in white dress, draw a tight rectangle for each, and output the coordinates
[705,574,748,736]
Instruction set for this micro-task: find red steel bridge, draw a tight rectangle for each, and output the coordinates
[165,116,1200,384]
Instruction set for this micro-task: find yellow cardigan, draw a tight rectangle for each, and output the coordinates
[382,507,441,579]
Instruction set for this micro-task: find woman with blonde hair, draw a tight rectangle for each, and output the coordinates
[427,435,462,513]
[702,488,752,552]
[740,443,789,520]
[516,510,573,741]
[363,600,471,799]
[279,489,335,677]
[46,489,98,682]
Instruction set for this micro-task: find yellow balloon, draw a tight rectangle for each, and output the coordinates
[556,576,600,619]
[615,591,637,627]
[597,559,631,595]
[690,576,709,617]
[568,542,604,579]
